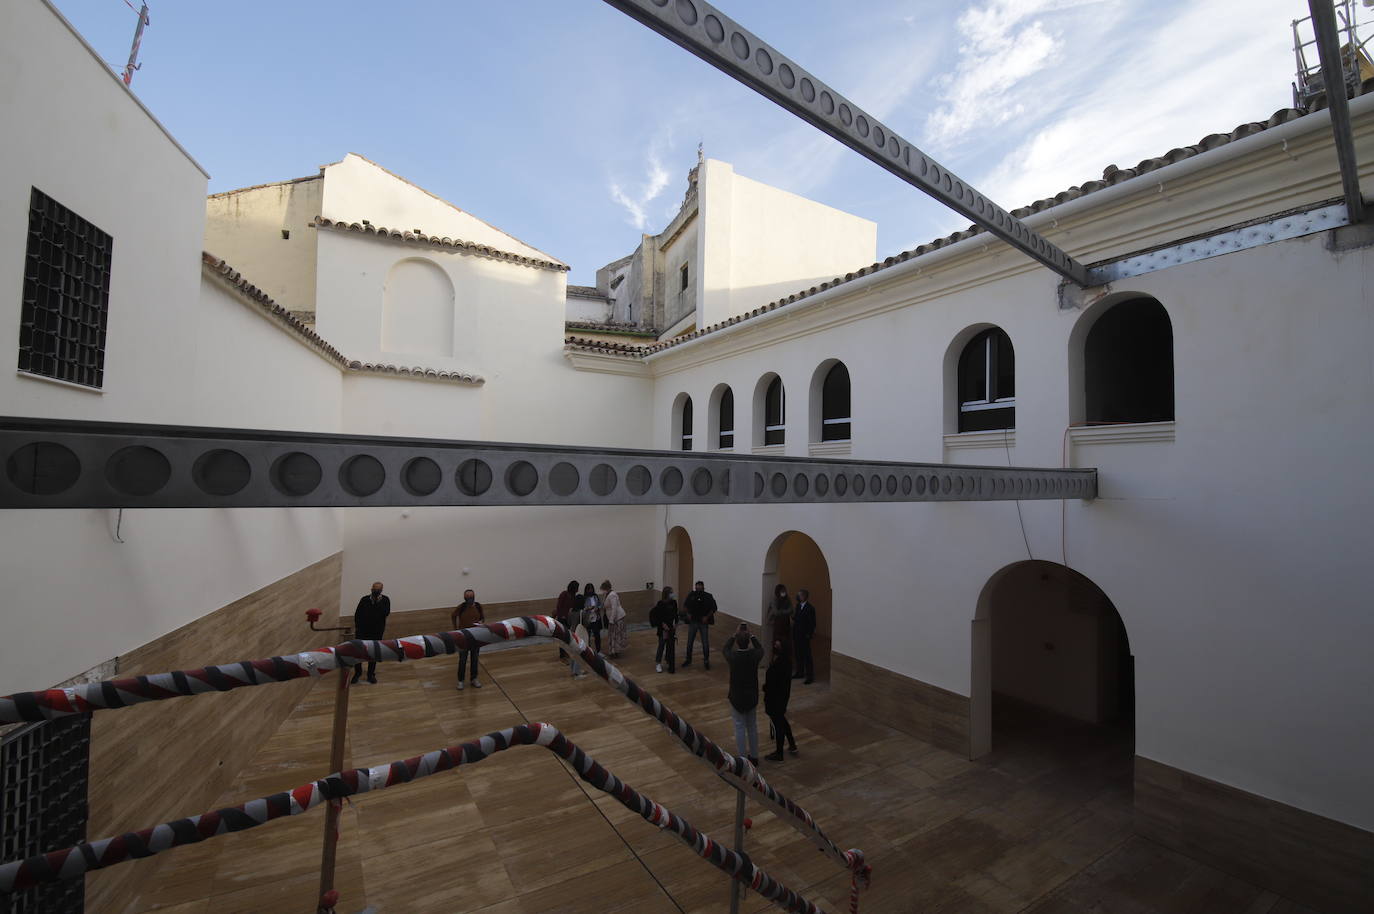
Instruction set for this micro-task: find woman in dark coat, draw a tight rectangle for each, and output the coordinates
[555,580,578,662]
[763,638,799,760]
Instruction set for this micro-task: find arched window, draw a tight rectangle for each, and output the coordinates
[764,376,785,446]
[717,388,734,449]
[679,395,694,450]
[1085,298,1173,423]
[958,328,1015,432]
[820,362,851,441]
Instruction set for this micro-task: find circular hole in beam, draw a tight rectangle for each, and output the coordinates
[456,458,492,496]
[339,454,386,497]
[505,461,538,497]
[590,463,618,496]
[194,448,251,496]
[400,456,441,496]
[272,452,323,497]
[6,442,82,496]
[549,462,580,496]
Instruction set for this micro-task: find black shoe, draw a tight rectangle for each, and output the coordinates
[747,756,760,766]
[367,675,377,684]
[682,659,692,667]
[804,678,814,684]
[349,675,360,684]
[765,751,785,762]
[788,746,799,756]
[704,662,710,671]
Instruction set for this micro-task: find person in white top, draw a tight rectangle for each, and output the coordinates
[601,580,628,658]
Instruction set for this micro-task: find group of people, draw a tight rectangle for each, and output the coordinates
[350,577,811,765]
[647,581,719,673]
[553,580,629,677]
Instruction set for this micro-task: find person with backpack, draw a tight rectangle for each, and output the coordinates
[581,581,603,654]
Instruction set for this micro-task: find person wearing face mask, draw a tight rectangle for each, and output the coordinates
[792,588,816,685]
[765,583,792,655]
[352,581,391,685]
[450,588,485,691]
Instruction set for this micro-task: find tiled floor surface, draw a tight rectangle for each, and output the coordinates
[127,630,1316,913]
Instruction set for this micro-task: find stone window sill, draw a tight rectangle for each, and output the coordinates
[1069,421,1175,445]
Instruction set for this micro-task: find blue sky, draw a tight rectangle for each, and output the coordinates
[60,0,1322,284]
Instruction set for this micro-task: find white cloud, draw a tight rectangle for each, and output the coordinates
[973,0,1301,211]
[924,0,1109,151]
[609,148,672,230]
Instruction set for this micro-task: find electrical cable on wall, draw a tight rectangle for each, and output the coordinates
[1004,428,1032,560]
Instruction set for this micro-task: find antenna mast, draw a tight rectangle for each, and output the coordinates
[121,3,149,86]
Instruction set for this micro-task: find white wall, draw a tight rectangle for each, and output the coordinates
[697,159,876,329]
[0,0,207,425]
[319,154,561,265]
[642,224,1374,831]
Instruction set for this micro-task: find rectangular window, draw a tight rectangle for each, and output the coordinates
[19,188,113,389]
[680,263,689,292]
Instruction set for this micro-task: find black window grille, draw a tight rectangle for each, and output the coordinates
[718,387,734,449]
[679,396,693,451]
[19,188,113,389]
[764,376,785,446]
[1,715,91,914]
[820,362,852,441]
[958,328,1015,432]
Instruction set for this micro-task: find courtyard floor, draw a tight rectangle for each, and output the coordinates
[129,628,1317,913]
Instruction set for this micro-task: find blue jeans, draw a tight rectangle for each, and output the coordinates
[685,621,710,663]
[730,706,758,759]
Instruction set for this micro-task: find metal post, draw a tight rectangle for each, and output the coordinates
[728,789,746,914]
[121,4,149,86]
[1309,0,1366,223]
[317,664,350,904]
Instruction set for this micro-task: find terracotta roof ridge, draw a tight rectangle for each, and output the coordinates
[201,251,484,385]
[640,89,1372,358]
[312,217,570,272]
[564,335,651,357]
[340,153,566,266]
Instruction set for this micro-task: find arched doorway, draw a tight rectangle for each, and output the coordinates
[971,560,1133,758]
[761,531,832,682]
[663,526,694,604]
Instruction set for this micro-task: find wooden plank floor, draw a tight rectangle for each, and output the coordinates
[126,629,1318,913]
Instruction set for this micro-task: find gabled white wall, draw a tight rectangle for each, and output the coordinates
[697,159,876,329]
[319,155,562,265]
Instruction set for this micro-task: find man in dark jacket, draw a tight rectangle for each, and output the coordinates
[682,580,717,670]
[722,624,764,764]
[352,581,391,684]
[792,589,817,684]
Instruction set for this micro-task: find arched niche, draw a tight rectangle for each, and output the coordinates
[382,258,455,359]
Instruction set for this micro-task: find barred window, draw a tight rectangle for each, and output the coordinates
[18,189,112,389]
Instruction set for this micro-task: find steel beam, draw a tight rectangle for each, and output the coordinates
[1309,0,1366,223]
[600,0,1091,285]
[1086,200,1350,285]
[0,418,1096,509]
